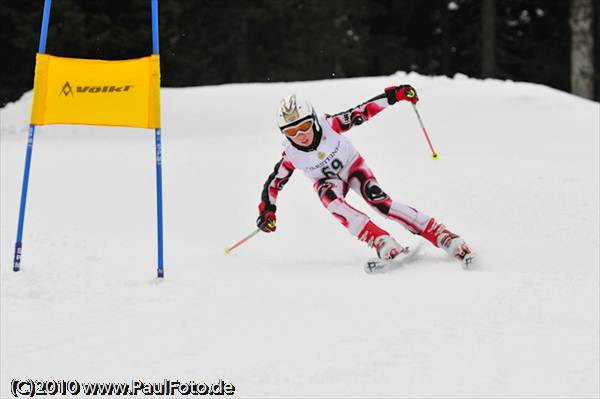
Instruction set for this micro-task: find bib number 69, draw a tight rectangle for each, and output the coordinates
[321,159,343,179]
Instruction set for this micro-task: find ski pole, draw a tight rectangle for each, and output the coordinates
[410,102,439,160]
[224,228,262,255]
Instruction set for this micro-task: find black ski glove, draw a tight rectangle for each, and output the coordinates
[384,85,419,105]
[257,201,277,233]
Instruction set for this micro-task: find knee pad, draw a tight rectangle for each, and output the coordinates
[362,178,389,204]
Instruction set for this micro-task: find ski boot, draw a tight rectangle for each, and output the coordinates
[359,221,405,260]
[374,235,406,260]
[421,218,474,269]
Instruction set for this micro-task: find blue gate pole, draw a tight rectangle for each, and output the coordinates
[14,126,37,271]
[151,0,164,278]
[151,0,159,55]
[38,0,52,53]
[155,129,164,278]
[13,0,52,272]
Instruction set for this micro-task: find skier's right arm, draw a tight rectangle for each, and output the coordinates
[257,154,295,232]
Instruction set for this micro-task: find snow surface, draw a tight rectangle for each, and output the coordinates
[1,72,599,398]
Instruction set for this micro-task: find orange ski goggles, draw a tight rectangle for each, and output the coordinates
[281,118,314,138]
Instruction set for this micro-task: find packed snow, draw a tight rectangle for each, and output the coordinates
[1,72,599,398]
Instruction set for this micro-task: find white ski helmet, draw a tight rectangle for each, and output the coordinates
[276,94,319,134]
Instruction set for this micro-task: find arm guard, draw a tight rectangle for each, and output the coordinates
[324,92,394,134]
[261,154,296,207]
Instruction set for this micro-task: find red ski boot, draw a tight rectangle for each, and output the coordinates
[358,221,404,261]
[421,218,474,268]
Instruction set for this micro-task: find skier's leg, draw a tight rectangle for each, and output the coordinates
[347,156,474,265]
[314,178,404,260]
[347,156,430,234]
[314,178,369,237]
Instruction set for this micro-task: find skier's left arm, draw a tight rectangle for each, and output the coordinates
[324,85,419,134]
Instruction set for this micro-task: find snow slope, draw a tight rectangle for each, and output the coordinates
[1,72,599,398]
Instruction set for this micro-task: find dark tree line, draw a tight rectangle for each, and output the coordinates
[0,0,597,107]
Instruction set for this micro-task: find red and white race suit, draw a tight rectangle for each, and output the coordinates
[261,92,431,238]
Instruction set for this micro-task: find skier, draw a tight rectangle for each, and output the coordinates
[256,85,474,267]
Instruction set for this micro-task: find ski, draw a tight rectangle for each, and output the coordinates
[460,252,475,270]
[453,242,475,270]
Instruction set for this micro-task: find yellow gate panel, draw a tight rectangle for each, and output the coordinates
[30,53,161,128]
